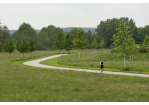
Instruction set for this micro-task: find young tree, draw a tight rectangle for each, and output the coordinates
[54,32,65,55]
[113,18,133,69]
[16,38,21,57]
[0,42,2,52]
[73,28,86,58]
[28,38,36,58]
[64,33,73,54]
[91,38,98,50]
[7,39,14,58]
[100,38,106,48]
[19,39,28,59]
[142,35,149,47]
[127,40,138,61]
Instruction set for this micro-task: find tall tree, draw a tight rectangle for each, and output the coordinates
[64,33,73,53]
[73,28,86,58]
[113,18,133,69]
[7,39,14,58]
[54,32,65,55]
[19,39,28,59]
[15,22,37,44]
[28,38,36,58]
[91,38,98,49]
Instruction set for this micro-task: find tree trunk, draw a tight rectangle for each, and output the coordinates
[10,53,11,58]
[124,54,126,69]
[31,52,32,58]
[7,52,8,57]
[132,55,133,61]
[23,53,24,59]
[19,52,20,57]
[130,55,131,61]
[71,50,72,54]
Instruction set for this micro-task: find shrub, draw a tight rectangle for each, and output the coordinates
[138,47,147,53]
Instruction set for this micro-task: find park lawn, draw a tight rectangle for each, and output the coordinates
[1,49,149,102]
[41,49,149,74]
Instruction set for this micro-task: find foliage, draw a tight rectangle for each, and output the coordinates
[91,38,98,49]
[54,32,65,53]
[113,18,133,54]
[4,40,9,53]
[0,23,11,45]
[113,18,133,69]
[73,28,86,50]
[28,38,36,57]
[142,35,149,47]
[97,17,137,47]
[64,33,73,51]
[15,22,37,42]
[0,42,2,52]
[16,38,21,52]
[100,38,106,48]
[37,25,63,50]
[109,44,114,49]
[19,39,28,59]
[7,39,14,54]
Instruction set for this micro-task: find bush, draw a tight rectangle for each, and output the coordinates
[36,44,48,50]
[138,47,147,53]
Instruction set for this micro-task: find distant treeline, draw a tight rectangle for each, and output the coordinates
[9,27,97,35]
[0,17,149,51]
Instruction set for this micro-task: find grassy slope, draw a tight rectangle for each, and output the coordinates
[1,50,149,102]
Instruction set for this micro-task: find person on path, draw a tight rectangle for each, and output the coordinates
[100,60,104,72]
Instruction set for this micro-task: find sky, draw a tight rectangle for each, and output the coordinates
[0,0,149,30]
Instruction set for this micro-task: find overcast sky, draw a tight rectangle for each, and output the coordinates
[0,2,149,30]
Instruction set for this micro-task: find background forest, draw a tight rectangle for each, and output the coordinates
[0,17,149,51]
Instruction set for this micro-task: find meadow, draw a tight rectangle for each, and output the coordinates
[42,49,149,74]
[1,49,149,102]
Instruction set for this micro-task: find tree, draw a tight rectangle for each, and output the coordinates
[54,32,65,55]
[4,40,9,57]
[113,18,133,69]
[64,33,73,53]
[100,38,106,48]
[142,35,149,47]
[19,39,28,59]
[0,42,2,52]
[127,40,137,61]
[91,38,98,49]
[16,38,21,57]
[28,38,36,58]
[7,39,14,58]
[0,25,10,46]
[15,22,37,46]
[73,28,86,58]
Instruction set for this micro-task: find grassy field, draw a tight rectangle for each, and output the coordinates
[41,49,149,74]
[1,49,149,102]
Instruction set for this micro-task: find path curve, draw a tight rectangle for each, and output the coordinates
[23,54,149,77]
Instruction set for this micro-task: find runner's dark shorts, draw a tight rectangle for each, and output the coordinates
[101,65,104,69]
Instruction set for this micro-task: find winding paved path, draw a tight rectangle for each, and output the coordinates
[23,54,149,77]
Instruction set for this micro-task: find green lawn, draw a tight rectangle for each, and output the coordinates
[1,49,149,102]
